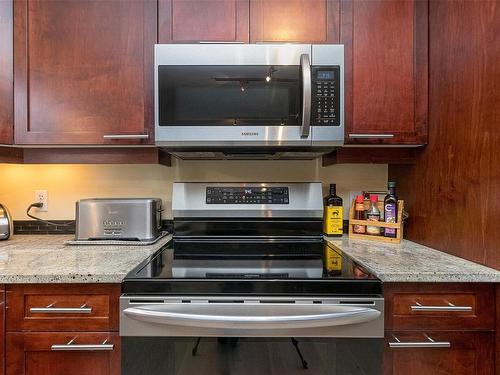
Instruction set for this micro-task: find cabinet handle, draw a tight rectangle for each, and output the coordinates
[389,333,451,349]
[198,41,244,44]
[348,133,395,139]
[30,303,92,314]
[411,301,472,312]
[103,134,149,139]
[51,337,114,351]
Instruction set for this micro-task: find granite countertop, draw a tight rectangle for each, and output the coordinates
[325,236,500,283]
[0,234,498,284]
[0,234,171,283]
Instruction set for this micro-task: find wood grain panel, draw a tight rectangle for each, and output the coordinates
[497,285,499,375]
[0,286,4,375]
[322,148,417,166]
[6,332,120,375]
[21,147,167,165]
[0,0,13,144]
[6,284,120,332]
[384,331,495,375]
[159,0,249,42]
[0,147,23,163]
[384,283,495,331]
[342,0,428,145]
[250,0,339,43]
[14,0,156,145]
[389,0,500,269]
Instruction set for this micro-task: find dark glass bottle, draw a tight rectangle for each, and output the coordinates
[384,182,398,238]
[353,195,366,234]
[323,184,343,236]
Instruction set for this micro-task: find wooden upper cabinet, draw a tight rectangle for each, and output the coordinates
[250,0,339,43]
[342,0,428,145]
[159,0,249,43]
[0,0,13,144]
[14,0,157,145]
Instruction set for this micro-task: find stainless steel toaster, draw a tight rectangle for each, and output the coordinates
[75,198,163,241]
[0,203,13,240]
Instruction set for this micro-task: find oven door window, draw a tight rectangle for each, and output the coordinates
[158,66,301,126]
[122,337,382,375]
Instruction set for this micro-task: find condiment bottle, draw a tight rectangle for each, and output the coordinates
[353,195,366,234]
[323,184,343,237]
[384,182,398,238]
[366,195,381,235]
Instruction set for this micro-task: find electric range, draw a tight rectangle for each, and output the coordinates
[120,182,383,375]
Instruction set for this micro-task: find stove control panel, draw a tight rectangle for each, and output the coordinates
[206,187,289,204]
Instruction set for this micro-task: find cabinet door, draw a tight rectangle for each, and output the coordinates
[342,0,428,145]
[14,0,156,145]
[384,331,495,375]
[159,0,249,43]
[250,0,339,43]
[7,332,120,375]
[0,0,13,144]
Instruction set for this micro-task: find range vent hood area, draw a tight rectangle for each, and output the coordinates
[167,148,334,160]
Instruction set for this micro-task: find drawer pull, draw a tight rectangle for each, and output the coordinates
[103,134,149,139]
[51,337,114,351]
[348,133,395,139]
[389,333,451,349]
[411,301,472,312]
[30,303,92,314]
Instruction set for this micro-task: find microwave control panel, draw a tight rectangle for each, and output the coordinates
[311,66,340,126]
[206,187,289,204]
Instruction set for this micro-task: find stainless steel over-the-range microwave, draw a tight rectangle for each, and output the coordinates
[154,44,344,160]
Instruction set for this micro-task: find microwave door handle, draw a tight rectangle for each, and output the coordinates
[300,54,312,138]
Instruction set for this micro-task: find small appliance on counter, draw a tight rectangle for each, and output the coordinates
[72,198,164,244]
[0,203,13,240]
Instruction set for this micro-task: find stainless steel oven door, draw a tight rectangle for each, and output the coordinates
[120,296,383,338]
[155,44,313,147]
[121,296,383,375]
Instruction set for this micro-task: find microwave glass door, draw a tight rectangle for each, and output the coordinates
[158,66,301,126]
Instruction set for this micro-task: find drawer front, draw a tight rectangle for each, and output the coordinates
[6,332,120,375]
[384,331,495,375]
[385,283,495,330]
[7,284,120,332]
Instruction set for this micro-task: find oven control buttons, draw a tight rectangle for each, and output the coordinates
[206,187,289,204]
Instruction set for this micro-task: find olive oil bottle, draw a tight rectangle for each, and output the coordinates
[323,184,343,237]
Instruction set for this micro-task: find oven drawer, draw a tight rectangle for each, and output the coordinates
[6,284,120,332]
[385,283,495,330]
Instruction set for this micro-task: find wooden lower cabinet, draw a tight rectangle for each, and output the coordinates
[6,332,120,375]
[384,331,494,375]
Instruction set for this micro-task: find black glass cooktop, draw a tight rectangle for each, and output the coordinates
[122,239,381,296]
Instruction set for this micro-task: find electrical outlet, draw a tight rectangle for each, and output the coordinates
[35,190,48,212]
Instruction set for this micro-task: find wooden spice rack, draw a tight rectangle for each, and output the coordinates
[348,199,405,244]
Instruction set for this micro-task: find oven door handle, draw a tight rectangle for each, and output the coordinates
[300,53,312,138]
[123,304,381,330]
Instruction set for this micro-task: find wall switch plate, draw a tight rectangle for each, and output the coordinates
[35,190,48,212]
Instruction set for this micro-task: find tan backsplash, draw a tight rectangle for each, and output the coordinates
[0,159,387,220]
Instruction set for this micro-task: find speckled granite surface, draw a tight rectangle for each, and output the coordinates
[325,236,500,283]
[0,234,171,283]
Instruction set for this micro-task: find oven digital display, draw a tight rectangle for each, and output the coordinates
[206,187,289,204]
[317,70,335,80]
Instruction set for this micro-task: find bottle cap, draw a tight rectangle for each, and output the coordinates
[370,195,378,202]
[355,195,364,203]
[388,181,396,188]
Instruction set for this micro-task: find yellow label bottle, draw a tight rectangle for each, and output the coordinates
[324,244,342,276]
[323,184,343,237]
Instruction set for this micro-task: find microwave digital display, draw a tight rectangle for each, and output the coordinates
[317,70,335,80]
